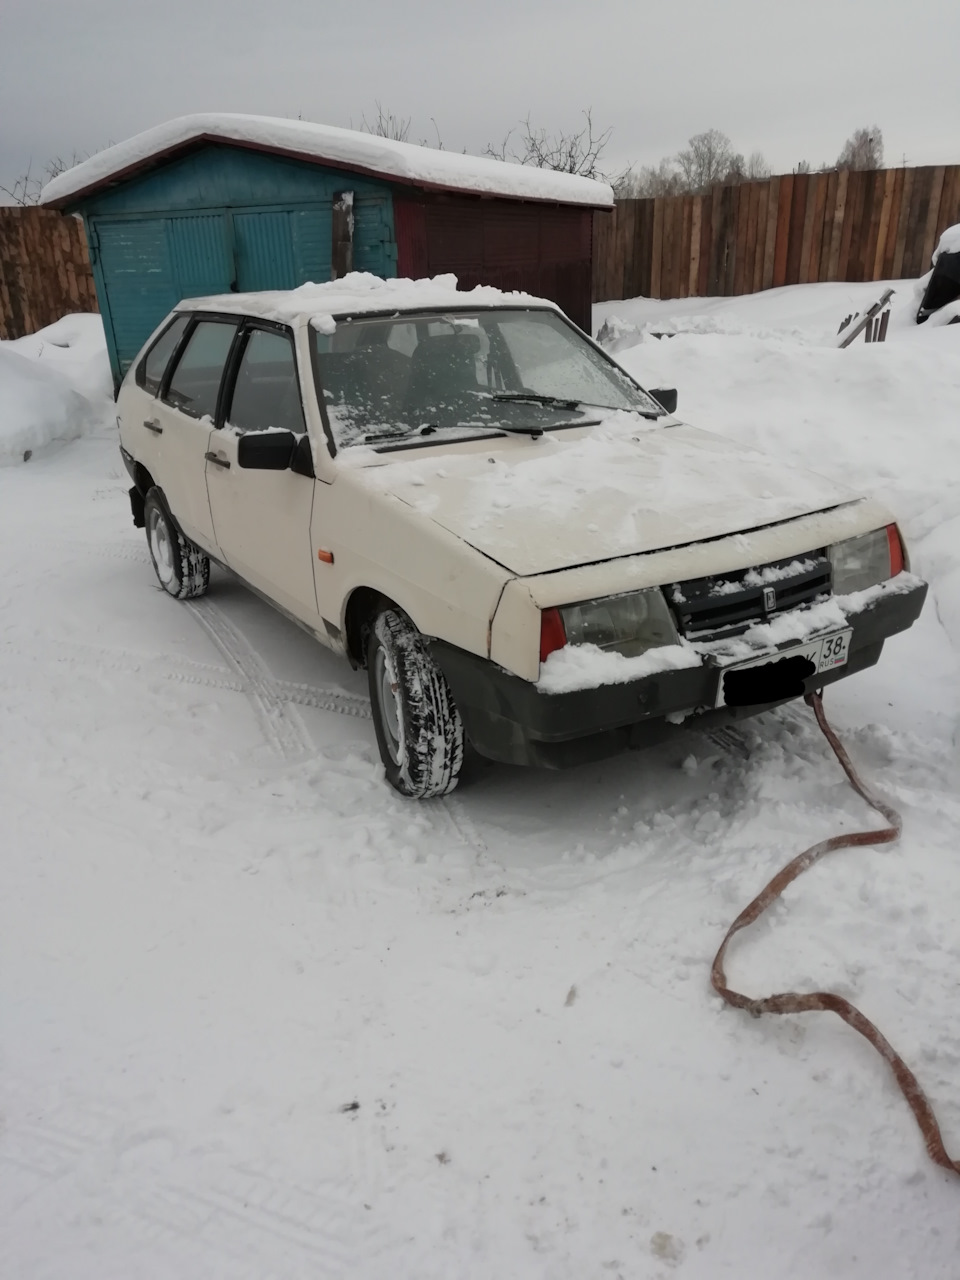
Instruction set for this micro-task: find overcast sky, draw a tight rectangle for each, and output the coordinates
[2,0,958,199]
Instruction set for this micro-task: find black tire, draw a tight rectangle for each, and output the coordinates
[143,487,210,600]
[367,609,464,798]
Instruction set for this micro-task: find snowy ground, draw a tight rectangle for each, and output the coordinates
[2,288,960,1278]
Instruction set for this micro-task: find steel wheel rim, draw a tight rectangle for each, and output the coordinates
[374,646,402,764]
[147,507,176,588]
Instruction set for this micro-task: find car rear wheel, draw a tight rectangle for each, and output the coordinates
[144,487,210,600]
[367,609,464,798]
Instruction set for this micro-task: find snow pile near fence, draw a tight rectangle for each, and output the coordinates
[595,276,947,346]
[0,315,112,465]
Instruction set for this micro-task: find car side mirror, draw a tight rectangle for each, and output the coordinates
[237,430,297,470]
[650,388,678,415]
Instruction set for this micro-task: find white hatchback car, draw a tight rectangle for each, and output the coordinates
[117,275,926,797]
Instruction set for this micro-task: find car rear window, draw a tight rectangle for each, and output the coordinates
[137,314,189,396]
[164,319,238,421]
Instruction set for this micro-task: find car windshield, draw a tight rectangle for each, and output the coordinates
[311,307,664,450]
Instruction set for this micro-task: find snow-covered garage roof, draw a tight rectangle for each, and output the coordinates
[40,113,615,210]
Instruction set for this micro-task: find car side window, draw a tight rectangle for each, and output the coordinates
[164,319,238,421]
[226,328,305,435]
[137,314,189,395]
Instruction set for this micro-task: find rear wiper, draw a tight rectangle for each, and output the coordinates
[490,392,582,410]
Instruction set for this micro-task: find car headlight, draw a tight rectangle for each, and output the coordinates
[828,524,904,595]
[540,589,679,662]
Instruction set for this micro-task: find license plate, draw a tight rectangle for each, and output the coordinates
[715,628,853,708]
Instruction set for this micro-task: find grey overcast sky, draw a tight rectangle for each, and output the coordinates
[2,0,958,197]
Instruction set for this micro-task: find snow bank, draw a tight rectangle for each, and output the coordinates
[40,113,614,209]
[594,276,956,348]
[7,314,112,402]
[0,315,112,464]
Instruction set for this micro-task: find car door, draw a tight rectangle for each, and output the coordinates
[119,312,191,481]
[204,323,320,624]
[151,315,240,553]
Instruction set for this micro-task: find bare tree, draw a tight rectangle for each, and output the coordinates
[0,160,42,205]
[359,102,412,143]
[486,109,612,179]
[674,129,746,192]
[794,159,812,174]
[745,151,771,180]
[615,132,771,198]
[614,158,686,198]
[0,154,82,205]
[836,126,883,170]
[417,118,448,151]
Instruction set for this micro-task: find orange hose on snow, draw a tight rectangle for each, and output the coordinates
[711,691,959,1175]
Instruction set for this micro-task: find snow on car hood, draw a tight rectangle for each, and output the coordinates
[354,414,858,576]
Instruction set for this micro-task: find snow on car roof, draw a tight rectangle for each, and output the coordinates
[39,112,614,209]
[175,272,562,325]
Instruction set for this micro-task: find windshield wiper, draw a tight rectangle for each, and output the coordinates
[490,392,582,410]
[437,420,544,438]
[364,421,544,444]
[491,390,662,419]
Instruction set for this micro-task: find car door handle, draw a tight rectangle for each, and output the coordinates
[143,418,162,434]
[205,452,231,469]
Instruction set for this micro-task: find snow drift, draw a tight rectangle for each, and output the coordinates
[0,314,112,465]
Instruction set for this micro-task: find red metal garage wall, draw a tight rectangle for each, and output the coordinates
[394,195,594,332]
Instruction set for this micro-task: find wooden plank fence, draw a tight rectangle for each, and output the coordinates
[0,207,98,341]
[593,164,960,303]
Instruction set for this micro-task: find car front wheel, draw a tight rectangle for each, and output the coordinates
[367,609,464,798]
[144,487,210,600]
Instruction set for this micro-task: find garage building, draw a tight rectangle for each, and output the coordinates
[41,114,613,390]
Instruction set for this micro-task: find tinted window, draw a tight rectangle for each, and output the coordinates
[226,329,304,435]
[137,314,189,395]
[164,319,238,421]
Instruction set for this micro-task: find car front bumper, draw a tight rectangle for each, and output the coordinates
[431,578,928,768]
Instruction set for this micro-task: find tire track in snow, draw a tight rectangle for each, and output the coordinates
[1,1105,395,1277]
[432,794,488,857]
[186,600,316,760]
[0,636,242,685]
[136,1168,364,1272]
[1,635,372,725]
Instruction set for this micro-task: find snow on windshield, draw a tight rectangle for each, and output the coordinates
[312,308,662,450]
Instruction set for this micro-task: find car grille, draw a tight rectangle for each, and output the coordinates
[667,553,832,640]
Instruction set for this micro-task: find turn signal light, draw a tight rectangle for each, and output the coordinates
[886,524,904,576]
[539,607,567,663]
